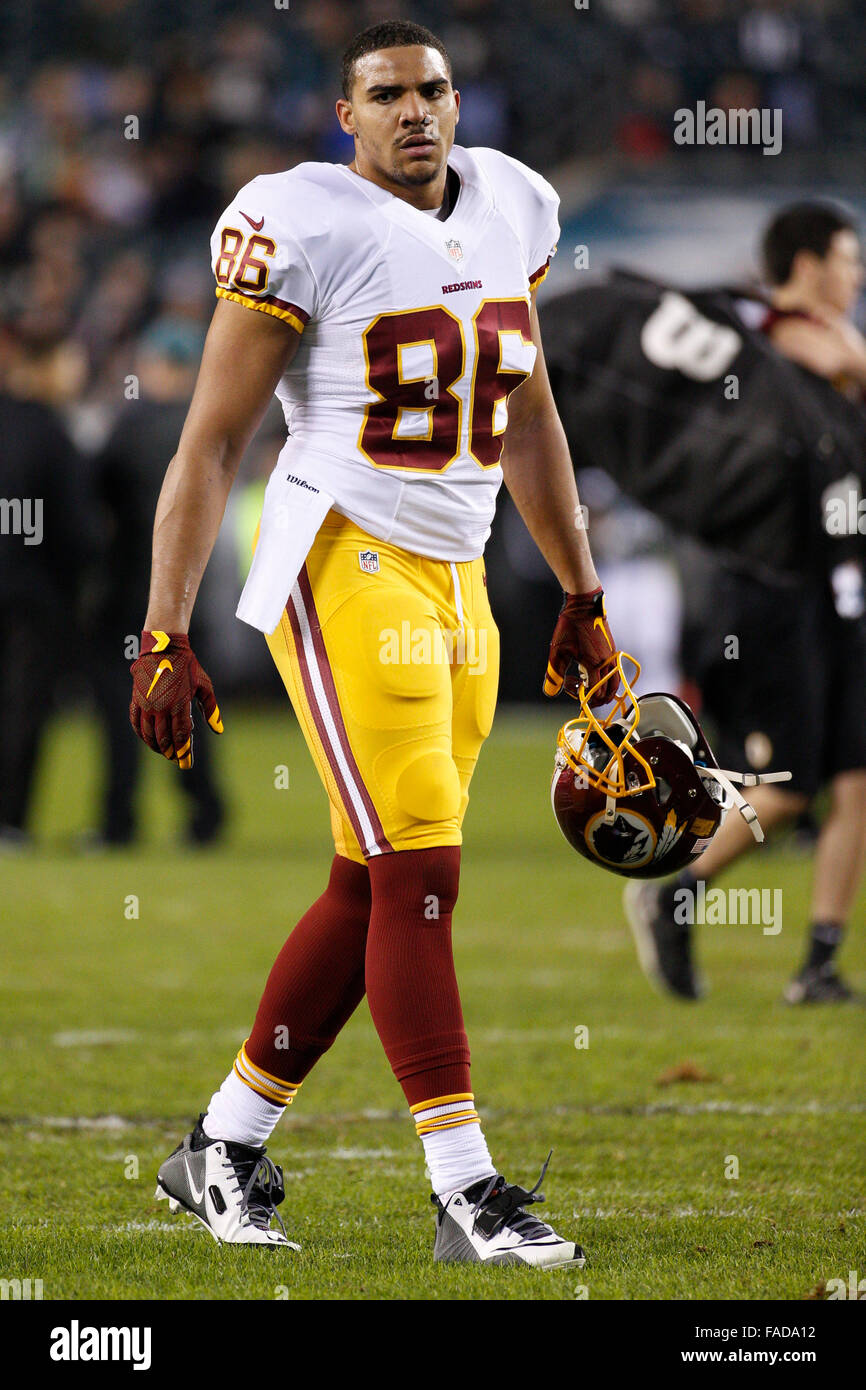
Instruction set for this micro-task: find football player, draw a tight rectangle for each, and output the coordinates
[626,203,866,1004]
[131,21,616,1263]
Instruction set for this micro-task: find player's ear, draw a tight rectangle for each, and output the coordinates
[336,98,355,136]
[453,89,460,125]
[790,246,820,285]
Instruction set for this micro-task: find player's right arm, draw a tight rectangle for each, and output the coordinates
[130,297,300,765]
[144,297,299,631]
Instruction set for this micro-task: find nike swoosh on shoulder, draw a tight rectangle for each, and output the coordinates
[240,211,264,231]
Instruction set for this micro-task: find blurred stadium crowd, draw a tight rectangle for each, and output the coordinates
[2,0,864,409]
[1,0,864,845]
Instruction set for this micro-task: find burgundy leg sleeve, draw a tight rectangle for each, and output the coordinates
[365,846,471,1107]
[245,854,371,1083]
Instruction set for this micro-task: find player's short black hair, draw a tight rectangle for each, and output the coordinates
[341,21,452,99]
[762,202,857,286]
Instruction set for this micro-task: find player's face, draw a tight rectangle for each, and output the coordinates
[819,229,864,314]
[337,46,459,195]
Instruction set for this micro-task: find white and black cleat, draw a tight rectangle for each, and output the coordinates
[155,1115,298,1247]
[624,879,703,1000]
[432,1154,585,1269]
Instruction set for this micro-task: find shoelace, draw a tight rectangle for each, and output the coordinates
[225,1149,288,1239]
[471,1152,554,1241]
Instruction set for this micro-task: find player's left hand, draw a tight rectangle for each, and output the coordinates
[542,587,620,706]
[130,630,223,769]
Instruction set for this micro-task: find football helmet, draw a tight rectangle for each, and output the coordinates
[551,653,790,879]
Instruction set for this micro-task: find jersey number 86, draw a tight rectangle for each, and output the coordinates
[359,301,534,473]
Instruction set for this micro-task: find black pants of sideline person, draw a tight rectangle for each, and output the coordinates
[0,601,61,835]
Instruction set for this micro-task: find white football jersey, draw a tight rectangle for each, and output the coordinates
[211,144,559,561]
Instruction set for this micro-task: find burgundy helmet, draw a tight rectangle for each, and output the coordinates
[551,653,789,879]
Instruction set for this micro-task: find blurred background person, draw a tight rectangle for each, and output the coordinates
[0,300,90,849]
[85,317,226,846]
[621,202,866,1004]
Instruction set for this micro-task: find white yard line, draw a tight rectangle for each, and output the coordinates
[6,1098,864,1134]
[51,1030,139,1047]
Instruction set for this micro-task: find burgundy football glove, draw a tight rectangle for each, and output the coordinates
[542,587,620,706]
[130,630,223,769]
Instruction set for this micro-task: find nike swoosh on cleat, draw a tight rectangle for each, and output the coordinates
[240,211,264,231]
[146,658,173,699]
[184,1156,205,1205]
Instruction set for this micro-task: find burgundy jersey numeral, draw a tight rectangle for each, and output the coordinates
[469,299,534,467]
[215,228,277,294]
[359,299,533,472]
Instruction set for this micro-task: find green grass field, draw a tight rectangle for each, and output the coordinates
[1,705,864,1301]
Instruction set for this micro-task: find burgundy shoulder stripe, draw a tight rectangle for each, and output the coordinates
[529,256,553,287]
[260,294,310,323]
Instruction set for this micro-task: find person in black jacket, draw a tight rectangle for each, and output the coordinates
[0,324,90,845]
[87,317,225,846]
[624,204,866,1004]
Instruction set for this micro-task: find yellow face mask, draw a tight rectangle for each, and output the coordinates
[555,651,657,800]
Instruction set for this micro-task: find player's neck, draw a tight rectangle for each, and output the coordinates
[772,283,841,323]
[348,155,452,214]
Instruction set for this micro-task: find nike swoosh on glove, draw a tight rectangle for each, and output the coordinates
[130,630,223,769]
[542,587,620,706]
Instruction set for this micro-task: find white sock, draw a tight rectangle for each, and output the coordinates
[202,1042,299,1147]
[411,1093,497,1200]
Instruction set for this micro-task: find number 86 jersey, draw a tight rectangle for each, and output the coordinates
[211,144,560,562]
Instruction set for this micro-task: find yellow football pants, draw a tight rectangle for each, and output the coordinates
[265,510,500,862]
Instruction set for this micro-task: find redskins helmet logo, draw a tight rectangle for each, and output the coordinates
[585,809,657,869]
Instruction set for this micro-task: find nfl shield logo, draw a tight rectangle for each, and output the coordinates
[359,549,380,574]
[445,238,463,262]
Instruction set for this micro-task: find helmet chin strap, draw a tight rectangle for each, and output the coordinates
[699,768,792,844]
